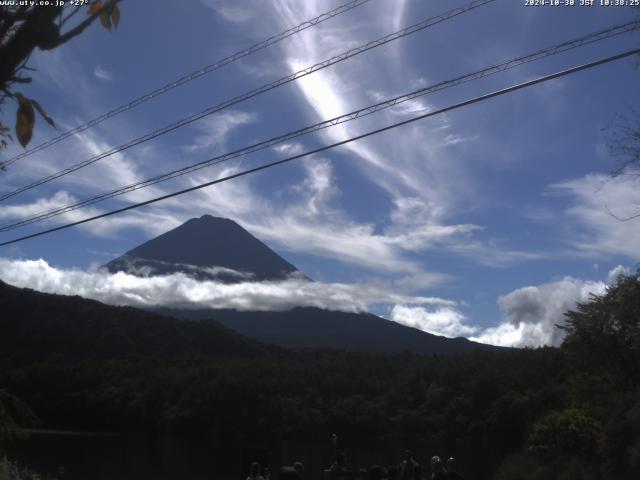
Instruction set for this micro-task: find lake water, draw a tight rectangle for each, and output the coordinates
[4,430,463,480]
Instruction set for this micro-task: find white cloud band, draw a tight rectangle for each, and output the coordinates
[0,258,452,313]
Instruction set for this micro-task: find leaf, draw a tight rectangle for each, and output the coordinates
[111,4,120,29]
[15,99,35,148]
[30,99,55,128]
[100,10,112,31]
[89,0,103,15]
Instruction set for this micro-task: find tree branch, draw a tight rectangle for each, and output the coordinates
[53,0,122,48]
[604,204,640,222]
[60,5,83,28]
[10,76,31,84]
[0,6,61,87]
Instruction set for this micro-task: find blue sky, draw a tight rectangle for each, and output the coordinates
[0,0,638,346]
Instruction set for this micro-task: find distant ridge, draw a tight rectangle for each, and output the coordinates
[104,215,501,355]
[156,306,501,355]
[0,280,276,367]
[104,214,300,282]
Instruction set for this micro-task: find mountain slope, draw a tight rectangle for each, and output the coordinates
[156,307,500,354]
[104,214,499,354]
[0,280,277,367]
[104,214,299,282]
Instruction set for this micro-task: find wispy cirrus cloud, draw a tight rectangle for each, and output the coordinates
[268,0,470,215]
[186,110,259,153]
[553,173,640,259]
[0,0,555,308]
[93,66,113,82]
[0,191,77,220]
[200,0,257,23]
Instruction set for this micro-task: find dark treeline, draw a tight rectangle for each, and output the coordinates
[1,272,639,479]
[1,349,567,477]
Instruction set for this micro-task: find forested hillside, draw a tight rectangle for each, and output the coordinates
[1,271,639,478]
[0,280,279,365]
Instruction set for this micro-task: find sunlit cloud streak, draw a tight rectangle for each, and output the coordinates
[0,257,454,313]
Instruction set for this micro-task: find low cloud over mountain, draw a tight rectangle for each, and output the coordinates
[0,257,451,313]
[0,215,629,349]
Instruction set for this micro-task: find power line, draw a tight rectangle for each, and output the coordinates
[0,0,497,203]
[0,19,637,233]
[1,47,637,248]
[0,0,372,170]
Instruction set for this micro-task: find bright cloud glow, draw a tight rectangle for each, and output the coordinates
[0,257,454,313]
[390,304,478,338]
[469,271,619,347]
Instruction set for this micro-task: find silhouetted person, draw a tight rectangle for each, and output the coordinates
[430,456,447,480]
[330,453,347,473]
[396,450,419,480]
[445,458,463,480]
[248,462,266,480]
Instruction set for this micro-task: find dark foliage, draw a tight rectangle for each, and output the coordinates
[0,390,38,442]
[0,280,280,367]
[1,270,639,478]
[561,268,640,390]
[0,1,121,156]
[492,268,640,479]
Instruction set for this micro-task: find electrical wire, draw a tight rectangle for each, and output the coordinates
[0,18,637,233]
[1,47,637,248]
[0,0,497,202]
[0,0,372,170]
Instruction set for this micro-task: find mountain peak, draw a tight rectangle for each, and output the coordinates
[104,215,300,282]
[198,214,231,222]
